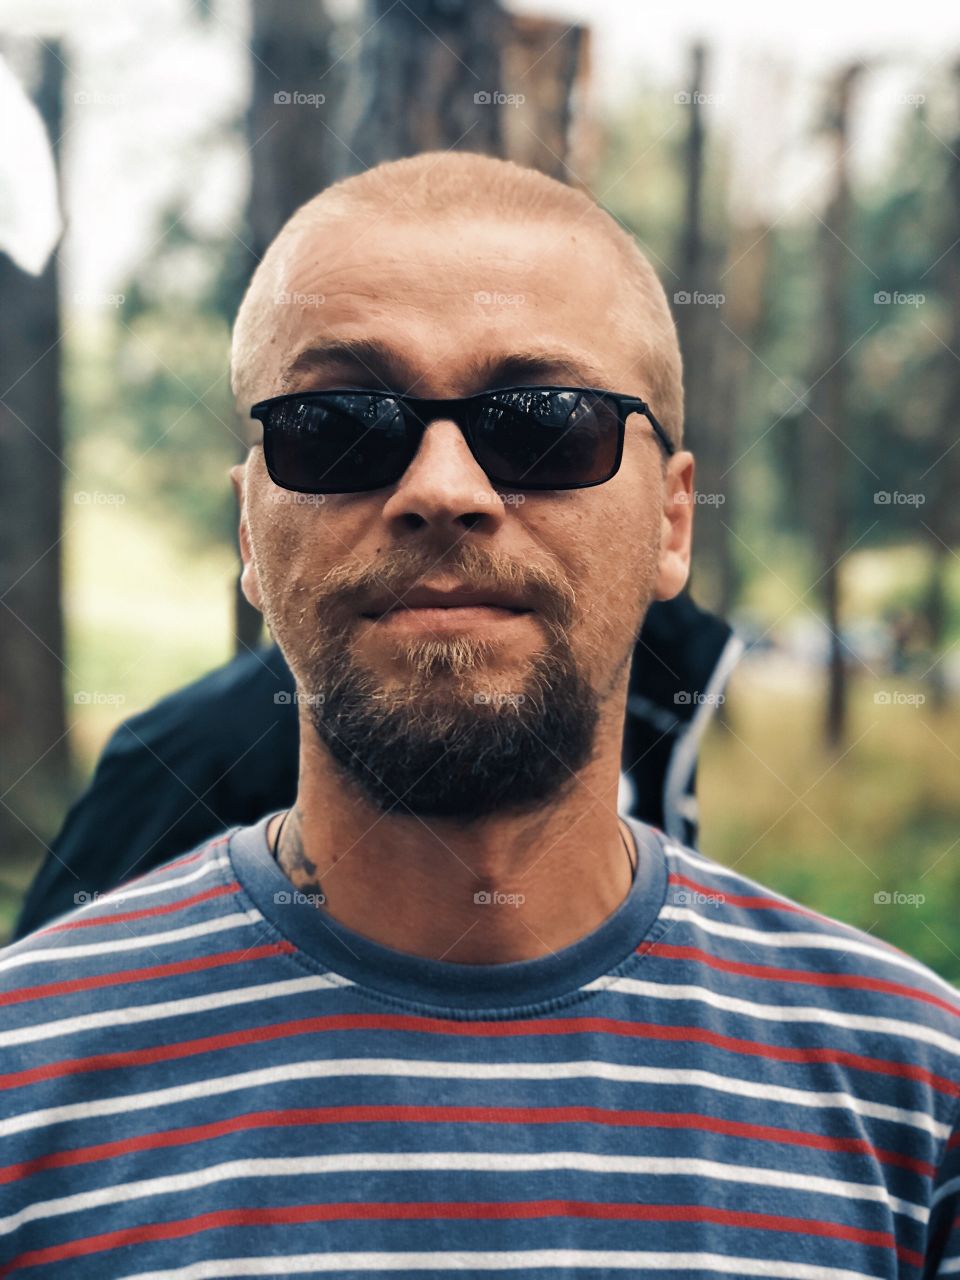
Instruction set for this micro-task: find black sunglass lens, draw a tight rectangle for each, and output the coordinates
[470,390,620,488]
[262,394,410,492]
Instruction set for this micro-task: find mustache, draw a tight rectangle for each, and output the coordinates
[310,542,577,633]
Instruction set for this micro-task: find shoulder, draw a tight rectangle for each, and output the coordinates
[101,644,294,764]
[0,829,249,987]
[644,829,960,1030]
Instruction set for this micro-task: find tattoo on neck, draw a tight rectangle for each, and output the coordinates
[277,807,325,900]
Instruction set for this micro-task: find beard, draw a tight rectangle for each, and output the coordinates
[285,542,603,822]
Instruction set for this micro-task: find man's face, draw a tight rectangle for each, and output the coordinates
[234,214,693,821]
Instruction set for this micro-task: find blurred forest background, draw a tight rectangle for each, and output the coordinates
[0,0,958,977]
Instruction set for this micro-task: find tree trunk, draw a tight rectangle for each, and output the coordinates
[675,43,725,608]
[337,0,508,179]
[499,15,590,183]
[922,59,960,711]
[810,67,861,748]
[234,0,343,653]
[0,41,69,865]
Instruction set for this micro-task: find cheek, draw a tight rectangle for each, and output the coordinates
[573,499,661,652]
[247,498,326,624]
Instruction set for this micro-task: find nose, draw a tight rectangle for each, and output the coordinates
[380,418,511,536]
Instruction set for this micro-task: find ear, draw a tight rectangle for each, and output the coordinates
[230,462,264,613]
[653,449,695,601]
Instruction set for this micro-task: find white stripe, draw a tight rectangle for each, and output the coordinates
[660,903,960,1004]
[116,1250,885,1279]
[0,1152,926,1237]
[586,976,960,1058]
[0,911,263,974]
[939,1259,960,1275]
[666,843,937,962]
[65,855,231,914]
[933,1172,960,1207]
[666,845,960,1004]
[0,975,344,1049]
[2,1056,945,1141]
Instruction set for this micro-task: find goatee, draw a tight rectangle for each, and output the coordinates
[295,542,602,821]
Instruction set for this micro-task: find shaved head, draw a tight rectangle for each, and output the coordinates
[230,150,683,447]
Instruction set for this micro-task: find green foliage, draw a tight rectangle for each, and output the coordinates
[71,202,254,554]
[700,671,960,985]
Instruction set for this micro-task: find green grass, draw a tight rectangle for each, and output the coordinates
[63,489,237,761]
[698,666,960,984]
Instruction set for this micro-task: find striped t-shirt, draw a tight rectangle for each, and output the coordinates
[1,811,958,1279]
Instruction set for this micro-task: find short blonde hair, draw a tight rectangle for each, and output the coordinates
[231,151,683,447]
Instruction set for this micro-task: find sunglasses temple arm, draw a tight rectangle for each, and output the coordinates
[643,407,675,457]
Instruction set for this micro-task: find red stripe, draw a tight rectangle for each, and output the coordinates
[38,883,239,933]
[642,942,960,1018]
[669,872,831,920]
[670,866,918,964]
[109,843,219,890]
[0,943,296,1008]
[32,842,229,937]
[4,1012,956,1100]
[666,873,919,966]
[0,1199,912,1275]
[0,1104,933,1186]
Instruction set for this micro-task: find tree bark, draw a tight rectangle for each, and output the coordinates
[810,67,862,748]
[0,41,69,864]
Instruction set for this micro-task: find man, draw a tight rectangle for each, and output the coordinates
[1,151,957,1277]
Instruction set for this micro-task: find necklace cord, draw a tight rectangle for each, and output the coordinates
[272,810,636,880]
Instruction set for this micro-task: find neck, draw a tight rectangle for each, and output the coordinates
[268,706,637,966]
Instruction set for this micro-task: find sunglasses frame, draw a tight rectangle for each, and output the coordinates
[249,384,675,495]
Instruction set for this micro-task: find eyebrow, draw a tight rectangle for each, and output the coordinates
[277,337,611,395]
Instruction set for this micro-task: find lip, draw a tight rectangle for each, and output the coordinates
[361,584,533,620]
[362,603,533,634]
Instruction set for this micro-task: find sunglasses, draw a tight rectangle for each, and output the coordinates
[249,385,674,495]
